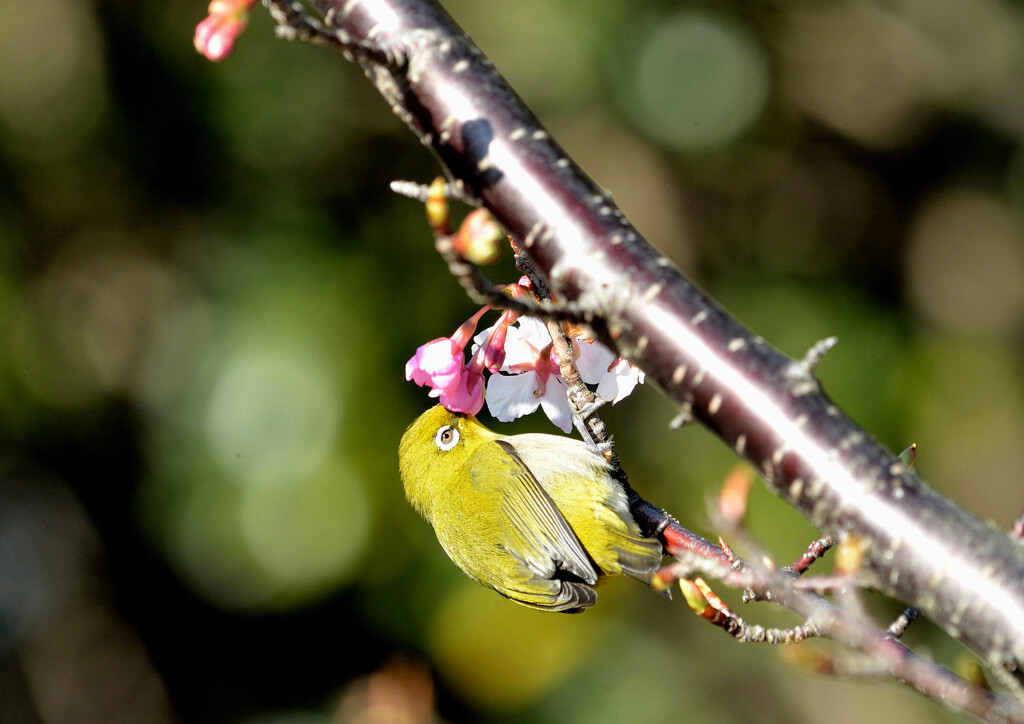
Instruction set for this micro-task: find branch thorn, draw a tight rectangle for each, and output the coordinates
[799,335,838,375]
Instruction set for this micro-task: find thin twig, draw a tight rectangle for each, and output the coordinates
[682,577,819,643]
[407,187,593,326]
[662,549,1024,723]
[787,535,835,575]
[888,608,920,640]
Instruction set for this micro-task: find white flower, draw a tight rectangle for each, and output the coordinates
[596,357,645,404]
[479,317,571,430]
[486,370,573,432]
[473,316,644,431]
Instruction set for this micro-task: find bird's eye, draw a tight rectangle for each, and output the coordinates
[434,425,460,451]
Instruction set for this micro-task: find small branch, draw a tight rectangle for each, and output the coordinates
[790,575,863,594]
[888,608,920,640]
[783,646,892,678]
[798,336,838,375]
[662,549,1024,723]
[681,577,819,643]
[396,179,595,325]
[787,535,835,576]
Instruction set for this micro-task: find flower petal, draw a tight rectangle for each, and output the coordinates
[574,338,617,385]
[538,377,574,432]
[501,317,549,368]
[485,372,542,422]
[440,368,485,414]
[406,338,460,386]
[596,358,645,404]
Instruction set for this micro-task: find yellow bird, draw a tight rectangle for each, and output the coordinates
[399,405,663,612]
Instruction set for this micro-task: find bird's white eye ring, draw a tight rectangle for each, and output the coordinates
[434,425,460,451]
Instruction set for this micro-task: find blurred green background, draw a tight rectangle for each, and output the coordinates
[2,0,1023,722]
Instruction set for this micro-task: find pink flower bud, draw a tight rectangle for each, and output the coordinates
[194,0,255,61]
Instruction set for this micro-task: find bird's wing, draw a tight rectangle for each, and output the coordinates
[469,440,599,586]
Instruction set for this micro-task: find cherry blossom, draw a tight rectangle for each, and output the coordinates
[405,306,491,414]
[406,277,642,425]
[474,316,643,431]
[597,357,645,403]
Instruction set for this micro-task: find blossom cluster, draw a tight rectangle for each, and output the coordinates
[405,279,643,432]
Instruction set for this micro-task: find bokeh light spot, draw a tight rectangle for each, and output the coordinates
[10,243,184,408]
[239,457,371,591]
[906,189,1024,336]
[170,483,272,610]
[626,12,770,152]
[428,584,603,711]
[0,0,106,157]
[205,348,339,489]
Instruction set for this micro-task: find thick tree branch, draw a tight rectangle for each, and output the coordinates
[267,0,1024,685]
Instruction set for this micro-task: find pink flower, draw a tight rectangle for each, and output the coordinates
[481,308,516,372]
[405,307,492,414]
[441,362,486,414]
[405,338,464,390]
[194,0,255,61]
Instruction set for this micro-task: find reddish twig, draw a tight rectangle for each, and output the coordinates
[662,549,1024,723]
[787,535,835,576]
